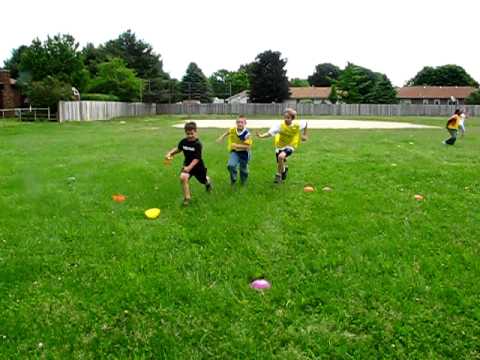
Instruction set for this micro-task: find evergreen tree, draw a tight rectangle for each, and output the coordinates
[180,63,213,103]
[3,45,28,79]
[248,50,290,103]
[335,63,397,104]
[101,30,167,80]
[328,85,338,104]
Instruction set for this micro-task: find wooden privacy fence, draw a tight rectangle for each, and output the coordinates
[58,101,157,122]
[157,103,480,117]
[58,101,480,121]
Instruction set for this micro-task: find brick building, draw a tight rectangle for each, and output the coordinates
[0,69,23,110]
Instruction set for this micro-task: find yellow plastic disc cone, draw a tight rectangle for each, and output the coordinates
[145,208,161,219]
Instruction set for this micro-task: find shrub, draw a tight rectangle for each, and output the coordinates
[26,76,73,113]
[465,90,480,105]
[81,93,120,101]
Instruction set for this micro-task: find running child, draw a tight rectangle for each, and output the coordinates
[256,108,308,183]
[443,109,461,146]
[165,122,212,206]
[216,115,252,185]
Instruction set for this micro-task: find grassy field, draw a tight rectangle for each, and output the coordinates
[1,115,479,359]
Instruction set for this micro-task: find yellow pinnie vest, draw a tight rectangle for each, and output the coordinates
[275,121,301,149]
[227,128,252,151]
[447,114,460,130]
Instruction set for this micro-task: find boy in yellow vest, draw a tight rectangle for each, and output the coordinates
[256,108,308,183]
[443,109,461,145]
[216,115,252,185]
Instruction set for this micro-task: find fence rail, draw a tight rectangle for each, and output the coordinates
[157,103,480,117]
[58,101,157,122]
[1,107,51,120]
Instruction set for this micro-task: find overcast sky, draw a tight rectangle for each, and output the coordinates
[1,0,478,86]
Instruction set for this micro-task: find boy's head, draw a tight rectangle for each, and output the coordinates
[184,122,197,140]
[454,109,461,115]
[236,115,247,131]
[283,108,297,124]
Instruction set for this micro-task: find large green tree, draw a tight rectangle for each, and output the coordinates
[3,45,28,79]
[100,30,166,80]
[367,74,398,104]
[335,63,397,104]
[180,63,213,103]
[82,43,108,77]
[248,50,290,103]
[18,34,89,91]
[407,65,478,87]
[209,69,249,99]
[308,63,341,87]
[88,58,143,102]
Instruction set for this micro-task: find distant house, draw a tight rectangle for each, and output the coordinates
[226,87,333,105]
[288,87,332,104]
[396,86,476,105]
[182,100,201,105]
[0,69,22,110]
[212,97,225,104]
[226,90,249,104]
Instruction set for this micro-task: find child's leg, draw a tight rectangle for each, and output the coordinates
[276,151,287,180]
[180,172,191,200]
[459,124,465,136]
[277,153,285,174]
[239,153,249,184]
[445,129,458,145]
[227,152,240,184]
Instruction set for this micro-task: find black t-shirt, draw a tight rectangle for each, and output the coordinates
[177,138,204,166]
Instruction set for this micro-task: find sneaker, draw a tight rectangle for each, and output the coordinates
[282,167,289,180]
[273,174,282,184]
[442,140,447,145]
[206,182,213,192]
[183,198,191,207]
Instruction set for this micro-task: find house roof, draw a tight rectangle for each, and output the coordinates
[289,87,331,99]
[226,90,248,101]
[397,86,476,99]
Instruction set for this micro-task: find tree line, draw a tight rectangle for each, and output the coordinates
[3,30,480,110]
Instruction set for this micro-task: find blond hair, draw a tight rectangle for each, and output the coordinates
[284,108,297,119]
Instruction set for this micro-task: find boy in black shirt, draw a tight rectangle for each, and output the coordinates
[165,122,212,206]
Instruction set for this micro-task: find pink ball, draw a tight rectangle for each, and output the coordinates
[250,279,271,290]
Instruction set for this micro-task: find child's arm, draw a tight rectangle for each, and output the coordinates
[165,147,181,160]
[232,143,251,151]
[302,123,308,142]
[182,159,199,173]
[216,131,229,143]
[256,130,272,139]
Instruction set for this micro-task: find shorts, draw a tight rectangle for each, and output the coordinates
[181,164,208,184]
[275,148,294,162]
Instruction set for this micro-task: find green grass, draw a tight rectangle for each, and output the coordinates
[1,116,479,359]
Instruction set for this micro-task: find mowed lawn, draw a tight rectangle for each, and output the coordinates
[0,115,479,359]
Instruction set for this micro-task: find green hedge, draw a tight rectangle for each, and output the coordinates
[81,93,120,101]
